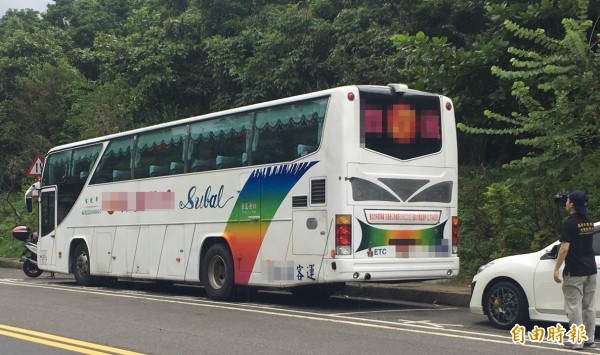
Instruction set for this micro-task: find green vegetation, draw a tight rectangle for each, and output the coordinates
[0,0,599,279]
[0,186,38,257]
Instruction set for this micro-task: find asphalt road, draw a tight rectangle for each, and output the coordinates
[0,267,590,355]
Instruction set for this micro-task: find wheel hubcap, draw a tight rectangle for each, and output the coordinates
[76,252,89,276]
[208,255,226,290]
[489,287,519,325]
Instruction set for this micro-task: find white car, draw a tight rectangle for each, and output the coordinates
[470,221,600,329]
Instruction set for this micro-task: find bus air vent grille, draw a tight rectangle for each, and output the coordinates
[292,195,308,207]
[311,179,326,205]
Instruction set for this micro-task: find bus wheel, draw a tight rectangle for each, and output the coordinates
[73,243,94,286]
[202,244,234,301]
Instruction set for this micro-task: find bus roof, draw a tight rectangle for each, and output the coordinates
[47,83,427,154]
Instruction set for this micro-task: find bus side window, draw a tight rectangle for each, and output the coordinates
[297,144,317,157]
[136,127,186,178]
[170,162,184,174]
[72,145,101,182]
[162,136,185,175]
[43,144,102,226]
[189,113,249,170]
[188,135,216,172]
[89,158,110,183]
[149,165,169,177]
[191,158,213,172]
[253,129,286,164]
[113,170,131,181]
[253,99,325,164]
[90,137,133,184]
[212,129,246,168]
[216,155,241,169]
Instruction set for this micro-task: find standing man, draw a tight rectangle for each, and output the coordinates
[553,191,597,349]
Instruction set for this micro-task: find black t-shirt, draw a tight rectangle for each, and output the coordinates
[560,213,597,276]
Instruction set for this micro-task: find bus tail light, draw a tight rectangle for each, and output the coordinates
[451,216,459,254]
[335,214,352,255]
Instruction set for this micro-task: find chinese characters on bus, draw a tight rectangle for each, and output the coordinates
[296,264,316,281]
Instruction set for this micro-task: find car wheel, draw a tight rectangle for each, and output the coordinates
[484,281,529,330]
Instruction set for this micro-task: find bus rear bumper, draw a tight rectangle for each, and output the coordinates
[322,256,459,282]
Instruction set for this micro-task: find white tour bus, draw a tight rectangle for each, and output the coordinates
[29,84,459,300]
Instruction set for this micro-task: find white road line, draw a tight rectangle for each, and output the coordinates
[333,307,457,316]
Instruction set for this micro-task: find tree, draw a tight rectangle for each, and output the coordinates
[14,63,88,144]
[390,2,516,165]
[390,0,600,166]
[203,3,336,109]
[67,78,137,137]
[454,0,600,276]
[45,0,132,48]
[459,0,600,183]
[0,10,76,193]
[0,9,70,100]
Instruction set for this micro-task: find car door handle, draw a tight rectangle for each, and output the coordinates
[248,215,260,222]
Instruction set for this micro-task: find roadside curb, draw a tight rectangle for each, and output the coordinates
[0,257,21,269]
[343,283,470,308]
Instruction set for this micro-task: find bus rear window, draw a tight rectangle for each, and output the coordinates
[360,93,442,160]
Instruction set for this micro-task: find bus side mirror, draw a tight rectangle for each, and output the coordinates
[24,181,40,213]
[25,197,33,213]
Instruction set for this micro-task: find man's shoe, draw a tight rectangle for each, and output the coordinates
[564,342,584,350]
[584,342,596,348]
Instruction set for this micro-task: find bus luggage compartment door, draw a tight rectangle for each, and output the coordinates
[292,210,327,255]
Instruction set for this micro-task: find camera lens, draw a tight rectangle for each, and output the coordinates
[553,193,568,205]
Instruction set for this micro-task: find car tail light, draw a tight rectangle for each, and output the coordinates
[335,214,352,255]
[452,216,459,254]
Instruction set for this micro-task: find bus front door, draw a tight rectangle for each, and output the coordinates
[38,187,57,267]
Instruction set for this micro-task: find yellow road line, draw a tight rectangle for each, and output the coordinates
[0,324,145,355]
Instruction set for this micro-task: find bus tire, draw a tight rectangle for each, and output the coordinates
[73,243,94,286]
[202,243,235,301]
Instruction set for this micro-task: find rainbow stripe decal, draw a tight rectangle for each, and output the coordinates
[225,161,318,284]
[356,220,449,257]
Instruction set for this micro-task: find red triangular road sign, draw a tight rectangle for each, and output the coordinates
[27,155,44,177]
